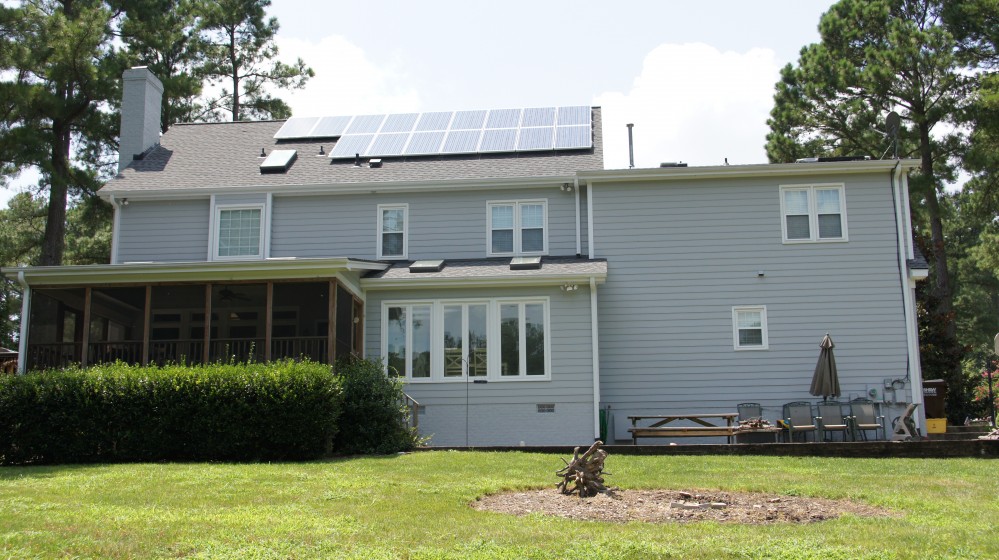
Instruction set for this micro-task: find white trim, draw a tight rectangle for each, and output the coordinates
[586,182,595,259]
[892,164,925,431]
[779,183,848,243]
[732,305,769,351]
[363,272,606,290]
[376,203,409,260]
[577,158,922,184]
[486,199,549,257]
[590,277,600,440]
[16,272,29,374]
[207,194,216,261]
[574,178,581,256]
[264,193,273,259]
[109,195,122,265]
[382,296,552,383]
[212,202,266,260]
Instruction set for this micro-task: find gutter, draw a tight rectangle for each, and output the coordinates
[109,195,122,265]
[590,277,601,441]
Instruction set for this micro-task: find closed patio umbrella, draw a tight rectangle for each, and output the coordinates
[809,333,841,401]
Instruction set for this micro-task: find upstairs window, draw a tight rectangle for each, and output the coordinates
[378,204,408,259]
[780,185,847,243]
[488,200,547,256]
[733,306,768,350]
[214,205,264,259]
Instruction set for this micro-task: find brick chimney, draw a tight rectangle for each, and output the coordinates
[118,67,163,173]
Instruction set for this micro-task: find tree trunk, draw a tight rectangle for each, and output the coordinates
[40,122,71,266]
[918,121,956,339]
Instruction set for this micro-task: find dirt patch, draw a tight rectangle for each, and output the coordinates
[472,488,895,524]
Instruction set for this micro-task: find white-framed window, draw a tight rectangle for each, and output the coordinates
[487,200,548,256]
[377,204,408,259]
[382,297,551,382]
[733,306,768,350]
[779,184,847,243]
[213,203,265,260]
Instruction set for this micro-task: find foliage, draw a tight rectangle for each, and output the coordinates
[962,346,998,423]
[332,358,421,454]
[0,453,997,558]
[198,0,313,121]
[0,360,343,464]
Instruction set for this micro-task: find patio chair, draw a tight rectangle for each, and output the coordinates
[816,401,850,442]
[783,402,818,442]
[849,399,885,441]
[737,402,763,422]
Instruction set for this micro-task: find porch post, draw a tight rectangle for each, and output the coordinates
[81,287,92,367]
[328,279,337,364]
[203,284,211,363]
[264,282,273,362]
[141,285,151,365]
[352,295,364,357]
[16,276,30,374]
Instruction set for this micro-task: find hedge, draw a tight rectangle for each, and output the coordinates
[0,360,343,464]
[333,357,422,454]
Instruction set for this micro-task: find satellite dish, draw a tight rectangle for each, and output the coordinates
[886,112,901,138]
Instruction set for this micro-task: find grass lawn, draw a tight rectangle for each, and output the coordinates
[1,452,997,559]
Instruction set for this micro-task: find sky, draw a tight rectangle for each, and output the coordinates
[0,0,837,207]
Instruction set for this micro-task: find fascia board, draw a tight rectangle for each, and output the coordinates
[576,159,922,184]
[98,175,577,201]
[2,258,388,287]
[361,272,607,291]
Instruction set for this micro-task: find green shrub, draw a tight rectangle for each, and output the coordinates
[332,358,421,454]
[0,360,342,464]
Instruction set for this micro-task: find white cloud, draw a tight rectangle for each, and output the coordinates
[594,43,782,170]
[275,34,421,117]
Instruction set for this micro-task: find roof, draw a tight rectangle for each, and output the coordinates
[101,108,603,197]
[908,245,929,270]
[362,257,607,289]
[577,158,922,184]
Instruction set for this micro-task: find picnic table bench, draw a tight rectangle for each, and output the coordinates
[628,413,739,444]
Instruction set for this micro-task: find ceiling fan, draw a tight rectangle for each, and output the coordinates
[217,286,252,303]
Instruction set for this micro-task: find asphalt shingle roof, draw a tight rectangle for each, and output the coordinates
[365,257,607,281]
[101,108,603,195]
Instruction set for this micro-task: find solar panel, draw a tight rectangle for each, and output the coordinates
[441,130,482,153]
[451,110,487,130]
[480,129,518,152]
[557,106,591,126]
[521,107,556,127]
[486,108,522,129]
[309,115,353,137]
[404,131,446,155]
[260,149,298,173]
[345,114,386,134]
[415,111,453,131]
[555,125,592,149]
[517,127,555,151]
[368,133,410,156]
[273,117,319,139]
[329,135,375,158]
[381,113,419,133]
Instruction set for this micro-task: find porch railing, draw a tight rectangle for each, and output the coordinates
[88,341,143,366]
[272,336,328,363]
[26,342,81,371]
[209,338,265,363]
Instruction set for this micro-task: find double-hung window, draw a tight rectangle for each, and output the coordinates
[733,306,768,350]
[214,204,265,259]
[488,200,547,256]
[377,204,408,259]
[780,185,847,242]
[383,298,550,381]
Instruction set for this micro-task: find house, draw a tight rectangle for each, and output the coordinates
[1,67,929,445]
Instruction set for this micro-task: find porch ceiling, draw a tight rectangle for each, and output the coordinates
[1,257,388,287]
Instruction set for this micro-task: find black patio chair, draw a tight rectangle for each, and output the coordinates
[816,401,850,442]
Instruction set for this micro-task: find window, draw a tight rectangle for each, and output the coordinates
[780,185,847,242]
[383,298,550,381]
[213,204,265,259]
[488,200,547,256]
[378,204,408,259]
[733,306,768,350]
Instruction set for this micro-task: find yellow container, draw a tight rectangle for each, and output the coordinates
[926,418,947,434]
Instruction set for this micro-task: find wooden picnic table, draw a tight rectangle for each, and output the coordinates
[628,413,739,444]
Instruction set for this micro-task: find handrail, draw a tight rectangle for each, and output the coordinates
[402,392,420,431]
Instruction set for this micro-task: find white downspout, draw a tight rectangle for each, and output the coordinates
[574,178,581,256]
[892,163,925,433]
[16,271,30,374]
[109,195,122,265]
[587,182,595,259]
[590,276,601,440]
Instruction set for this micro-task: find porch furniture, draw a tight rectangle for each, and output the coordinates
[628,413,738,444]
[891,403,920,442]
[816,401,850,441]
[849,399,885,441]
[783,402,818,442]
[737,402,763,421]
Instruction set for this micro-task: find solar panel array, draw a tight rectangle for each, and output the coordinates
[273,106,592,159]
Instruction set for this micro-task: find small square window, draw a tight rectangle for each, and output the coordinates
[733,306,768,350]
[214,205,264,260]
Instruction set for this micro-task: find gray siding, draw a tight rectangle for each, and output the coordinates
[272,187,581,260]
[216,193,267,205]
[364,285,595,446]
[117,198,210,262]
[592,173,911,441]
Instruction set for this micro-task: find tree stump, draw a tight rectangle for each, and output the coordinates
[556,440,615,498]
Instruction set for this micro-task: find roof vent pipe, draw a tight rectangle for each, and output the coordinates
[626,123,635,169]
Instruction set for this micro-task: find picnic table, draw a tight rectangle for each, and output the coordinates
[628,413,739,444]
